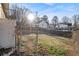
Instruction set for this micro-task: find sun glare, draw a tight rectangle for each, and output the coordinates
[27,13,35,22]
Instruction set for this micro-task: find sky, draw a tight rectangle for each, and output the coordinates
[10,3,79,23]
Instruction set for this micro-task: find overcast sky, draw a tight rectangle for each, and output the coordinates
[10,3,79,23]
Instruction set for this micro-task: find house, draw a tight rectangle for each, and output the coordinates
[38,20,50,30]
[49,23,72,32]
[39,21,47,28]
[0,3,16,49]
[58,23,72,31]
[49,24,55,30]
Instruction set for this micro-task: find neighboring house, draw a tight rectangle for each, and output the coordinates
[58,23,72,31]
[49,24,55,30]
[39,20,48,29]
[58,23,68,29]
[50,23,72,31]
[49,23,59,30]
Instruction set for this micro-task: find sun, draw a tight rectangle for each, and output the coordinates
[27,13,35,22]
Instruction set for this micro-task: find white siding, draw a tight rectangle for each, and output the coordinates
[0,19,16,48]
[59,24,68,28]
[39,21,48,29]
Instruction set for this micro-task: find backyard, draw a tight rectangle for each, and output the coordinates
[1,3,79,56]
[19,34,78,56]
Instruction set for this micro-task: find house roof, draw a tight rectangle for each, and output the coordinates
[59,23,72,26]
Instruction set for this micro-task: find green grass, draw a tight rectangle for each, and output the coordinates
[48,46,66,56]
[21,34,73,56]
[38,34,72,49]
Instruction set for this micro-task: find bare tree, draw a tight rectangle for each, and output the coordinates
[8,4,18,19]
[62,16,70,24]
[62,16,72,31]
[51,16,59,30]
[14,7,30,28]
[72,15,79,28]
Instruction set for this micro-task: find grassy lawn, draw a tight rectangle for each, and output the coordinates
[20,34,78,56]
